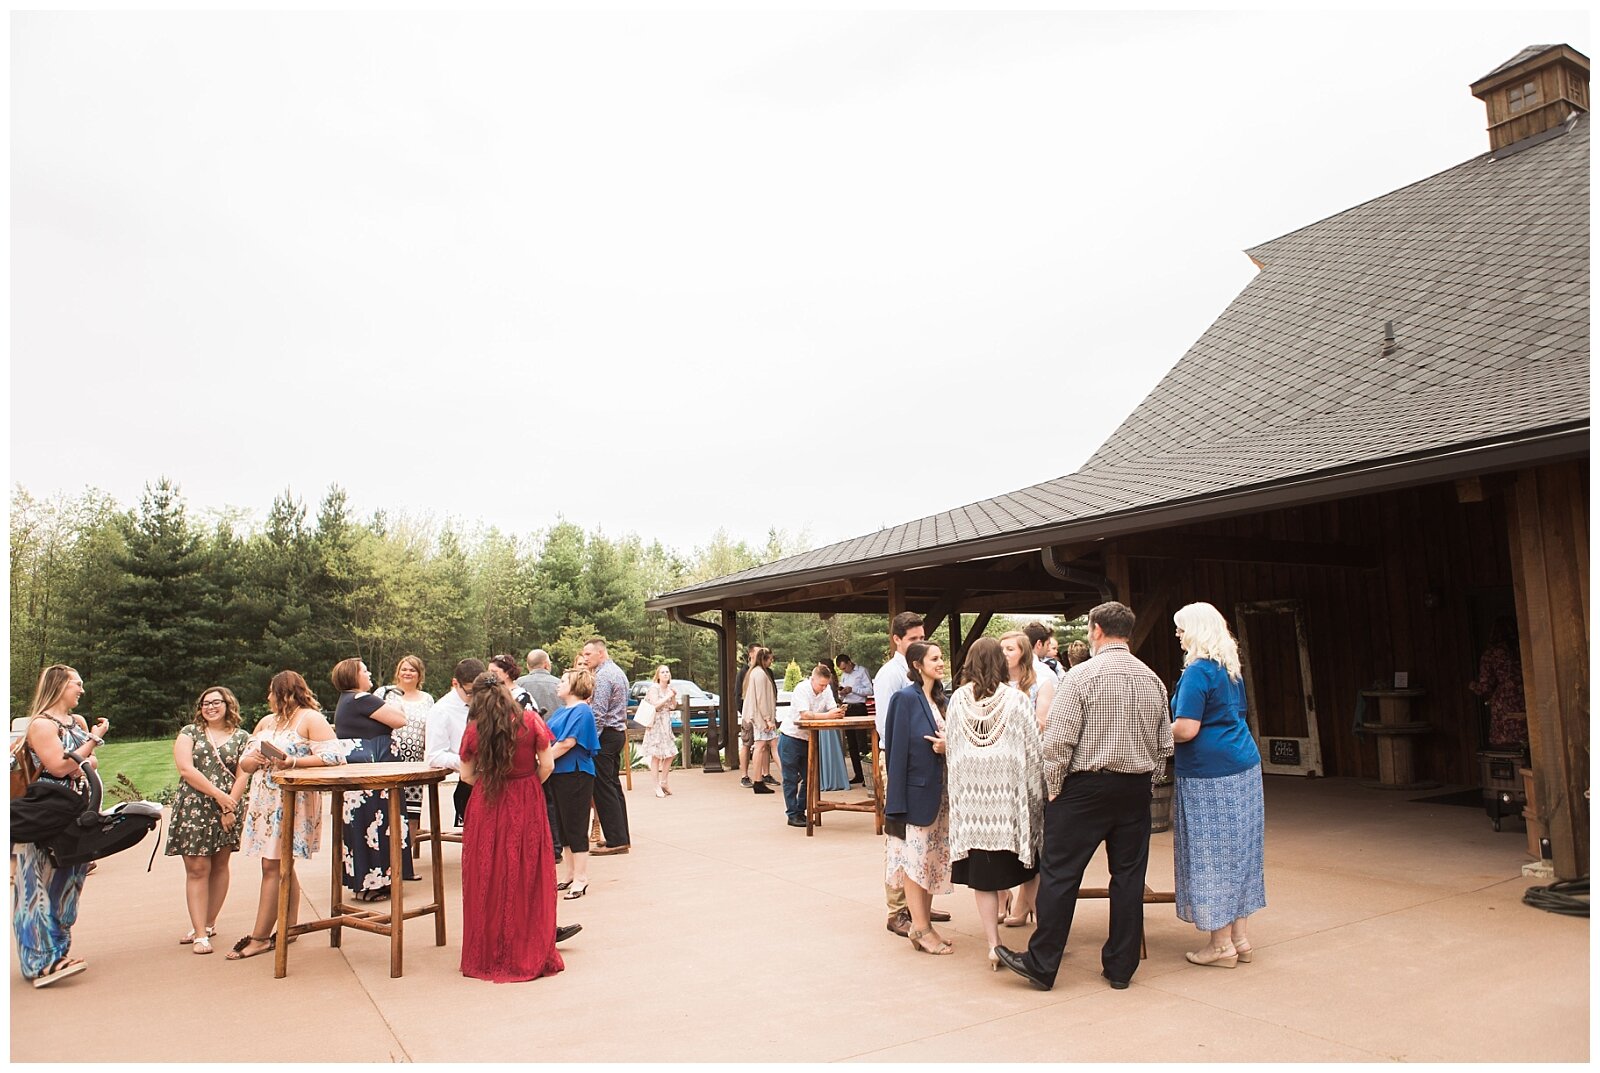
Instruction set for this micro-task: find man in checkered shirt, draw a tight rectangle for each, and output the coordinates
[996,600,1173,992]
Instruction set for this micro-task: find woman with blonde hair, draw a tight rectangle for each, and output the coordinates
[229,671,345,961]
[166,686,252,953]
[545,668,601,900]
[641,665,679,797]
[996,630,1055,926]
[1170,602,1265,970]
[376,654,434,875]
[13,664,108,986]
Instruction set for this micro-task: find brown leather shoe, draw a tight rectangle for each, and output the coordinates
[885,908,912,937]
[929,908,952,922]
[591,844,630,856]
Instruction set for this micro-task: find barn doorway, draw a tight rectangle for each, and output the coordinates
[1235,599,1323,777]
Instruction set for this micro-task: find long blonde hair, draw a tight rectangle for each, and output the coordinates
[30,664,80,718]
[1173,602,1242,681]
[999,631,1036,697]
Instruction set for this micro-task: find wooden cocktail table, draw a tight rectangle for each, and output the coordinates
[272,762,451,979]
[794,716,882,836]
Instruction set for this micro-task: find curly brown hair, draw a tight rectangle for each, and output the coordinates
[957,637,1007,701]
[466,672,525,799]
[267,670,321,725]
[192,686,242,732]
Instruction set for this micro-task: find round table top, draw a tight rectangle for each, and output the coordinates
[796,715,877,731]
[273,761,451,790]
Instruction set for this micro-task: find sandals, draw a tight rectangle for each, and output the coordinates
[556,879,573,891]
[563,881,589,900]
[1233,938,1254,964]
[32,957,87,988]
[354,889,391,903]
[1185,943,1239,969]
[908,928,953,955]
[179,926,217,945]
[193,936,214,955]
[226,935,275,961]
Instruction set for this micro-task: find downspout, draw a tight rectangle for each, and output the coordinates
[668,607,729,772]
[1041,545,1116,602]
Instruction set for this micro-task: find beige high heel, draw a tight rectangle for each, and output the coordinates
[989,947,1001,971]
[909,928,953,955]
[1232,938,1253,964]
[1185,943,1238,968]
[1001,910,1035,927]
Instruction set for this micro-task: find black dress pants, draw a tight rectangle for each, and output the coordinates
[593,726,631,846]
[453,779,473,827]
[1024,771,1153,986]
[842,703,869,782]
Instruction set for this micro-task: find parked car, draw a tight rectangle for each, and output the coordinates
[628,679,720,731]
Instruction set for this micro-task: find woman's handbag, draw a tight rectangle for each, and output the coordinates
[10,726,42,801]
[634,700,657,729]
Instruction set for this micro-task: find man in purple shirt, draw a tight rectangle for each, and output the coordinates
[582,637,632,855]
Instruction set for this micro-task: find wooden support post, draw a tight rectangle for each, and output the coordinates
[1506,462,1589,878]
[711,609,737,772]
[949,608,964,675]
[1105,546,1130,606]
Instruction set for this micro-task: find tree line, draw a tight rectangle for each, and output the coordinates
[12,479,1048,739]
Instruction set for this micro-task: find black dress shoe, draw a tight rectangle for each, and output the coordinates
[786,816,807,827]
[929,908,951,922]
[555,924,582,944]
[1103,975,1130,991]
[995,946,1053,991]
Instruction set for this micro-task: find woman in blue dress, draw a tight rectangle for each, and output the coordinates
[1169,602,1266,969]
[13,664,108,987]
[330,658,410,902]
[545,668,602,900]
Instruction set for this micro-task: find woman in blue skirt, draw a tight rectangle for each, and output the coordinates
[1169,602,1266,969]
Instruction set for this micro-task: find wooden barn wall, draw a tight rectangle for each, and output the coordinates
[1119,480,1513,786]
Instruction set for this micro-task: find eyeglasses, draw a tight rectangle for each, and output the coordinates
[201,700,226,708]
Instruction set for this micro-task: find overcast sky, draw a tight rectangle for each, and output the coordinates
[10,8,1591,556]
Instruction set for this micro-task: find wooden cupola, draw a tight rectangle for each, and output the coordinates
[1470,44,1590,151]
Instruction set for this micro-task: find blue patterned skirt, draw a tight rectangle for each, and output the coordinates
[1173,764,1266,931]
[11,843,87,980]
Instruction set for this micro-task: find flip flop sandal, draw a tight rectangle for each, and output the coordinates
[556,879,573,891]
[179,926,217,945]
[563,882,589,900]
[226,935,275,961]
[193,936,214,955]
[32,957,87,987]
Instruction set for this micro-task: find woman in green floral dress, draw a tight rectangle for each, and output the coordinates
[166,686,252,955]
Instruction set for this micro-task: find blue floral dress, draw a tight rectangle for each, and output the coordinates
[11,718,94,980]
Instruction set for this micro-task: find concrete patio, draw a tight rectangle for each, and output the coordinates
[9,767,1590,1063]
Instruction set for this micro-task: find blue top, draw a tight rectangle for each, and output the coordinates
[1171,659,1260,779]
[546,702,600,776]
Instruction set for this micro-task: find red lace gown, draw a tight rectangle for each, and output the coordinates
[459,713,564,982]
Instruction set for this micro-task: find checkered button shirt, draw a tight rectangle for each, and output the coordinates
[1041,642,1173,792]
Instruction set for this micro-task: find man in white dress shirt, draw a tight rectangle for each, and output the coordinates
[1026,621,1062,681]
[834,654,873,786]
[425,657,485,827]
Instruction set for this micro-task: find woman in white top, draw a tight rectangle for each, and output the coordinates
[376,654,433,880]
[945,638,1046,969]
[997,630,1055,927]
[641,665,679,797]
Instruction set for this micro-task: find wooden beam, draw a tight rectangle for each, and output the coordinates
[921,590,963,641]
[740,576,887,610]
[1105,546,1130,605]
[1116,533,1379,570]
[953,611,995,673]
[894,565,1084,593]
[1507,462,1590,878]
[1127,561,1184,657]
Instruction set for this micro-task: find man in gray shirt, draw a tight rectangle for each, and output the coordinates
[997,601,1173,993]
[516,648,561,717]
[582,637,632,855]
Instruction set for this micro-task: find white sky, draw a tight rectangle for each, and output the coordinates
[9,8,1591,554]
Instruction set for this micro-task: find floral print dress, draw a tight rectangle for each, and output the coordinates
[165,725,251,857]
[240,726,343,860]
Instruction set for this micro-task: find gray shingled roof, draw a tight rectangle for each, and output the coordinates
[652,113,1589,607]
[1477,44,1560,83]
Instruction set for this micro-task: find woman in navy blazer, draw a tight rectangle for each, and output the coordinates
[883,641,955,955]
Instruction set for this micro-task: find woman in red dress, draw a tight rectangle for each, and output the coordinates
[458,671,563,983]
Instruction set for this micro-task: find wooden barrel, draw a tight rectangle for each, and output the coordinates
[1150,778,1175,833]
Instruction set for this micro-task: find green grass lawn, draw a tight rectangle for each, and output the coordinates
[95,737,180,800]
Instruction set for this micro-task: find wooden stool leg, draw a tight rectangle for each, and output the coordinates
[274,788,297,979]
[388,789,404,978]
[329,791,344,947]
[429,782,446,946]
[622,739,632,791]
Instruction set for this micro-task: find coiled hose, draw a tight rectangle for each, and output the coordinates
[1522,876,1589,917]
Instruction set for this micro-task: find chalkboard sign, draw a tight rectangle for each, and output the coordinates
[1268,738,1301,766]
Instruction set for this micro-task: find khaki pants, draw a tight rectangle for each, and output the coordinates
[878,746,907,916]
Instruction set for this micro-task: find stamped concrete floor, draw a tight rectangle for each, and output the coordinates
[9,770,1590,1063]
